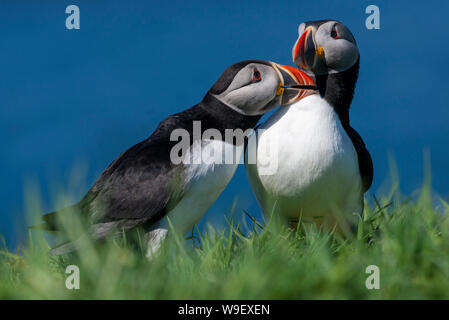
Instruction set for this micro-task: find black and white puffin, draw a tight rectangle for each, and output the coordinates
[37,60,313,257]
[246,20,373,234]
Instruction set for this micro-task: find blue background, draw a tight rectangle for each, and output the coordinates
[1,0,448,245]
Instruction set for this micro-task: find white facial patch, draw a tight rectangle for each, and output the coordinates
[315,21,359,73]
[212,63,281,116]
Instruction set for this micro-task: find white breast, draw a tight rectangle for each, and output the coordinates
[157,139,242,235]
[247,94,362,226]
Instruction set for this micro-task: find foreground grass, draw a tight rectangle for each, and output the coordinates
[1,185,449,299]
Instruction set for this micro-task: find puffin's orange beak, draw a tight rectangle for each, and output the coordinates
[272,63,316,105]
[292,27,324,70]
[293,28,310,68]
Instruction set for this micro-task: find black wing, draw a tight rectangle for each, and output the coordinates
[42,114,188,230]
[86,142,182,222]
[82,118,186,222]
[345,125,373,193]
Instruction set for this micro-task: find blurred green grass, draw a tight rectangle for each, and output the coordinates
[1,177,449,299]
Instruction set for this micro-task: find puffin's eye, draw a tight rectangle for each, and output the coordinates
[331,29,338,39]
[252,69,262,82]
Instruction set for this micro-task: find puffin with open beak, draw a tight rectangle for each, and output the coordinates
[33,60,313,258]
[246,20,373,235]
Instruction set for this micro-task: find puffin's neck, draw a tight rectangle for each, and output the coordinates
[314,58,359,127]
[198,93,261,133]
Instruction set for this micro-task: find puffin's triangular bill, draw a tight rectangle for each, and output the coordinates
[272,63,317,105]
